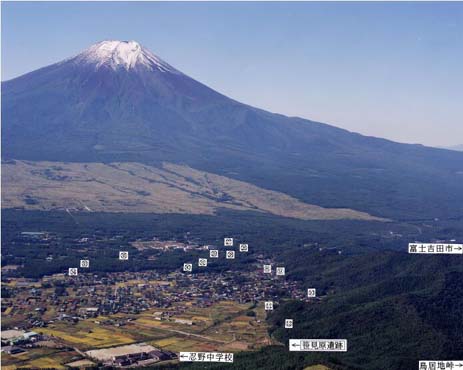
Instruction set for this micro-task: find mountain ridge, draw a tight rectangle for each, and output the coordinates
[3,40,463,220]
[445,144,463,152]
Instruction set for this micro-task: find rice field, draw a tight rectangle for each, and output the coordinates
[34,322,136,349]
[15,300,272,366]
[26,357,66,369]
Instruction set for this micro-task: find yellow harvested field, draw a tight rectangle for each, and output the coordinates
[17,301,271,364]
[152,337,180,347]
[147,280,171,285]
[135,318,164,327]
[4,307,13,315]
[26,357,66,369]
[115,279,144,287]
[2,366,17,370]
[35,325,135,348]
[230,321,250,328]
[152,337,215,353]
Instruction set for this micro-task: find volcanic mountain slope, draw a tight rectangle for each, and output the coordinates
[2,160,382,221]
[446,144,463,152]
[3,40,463,220]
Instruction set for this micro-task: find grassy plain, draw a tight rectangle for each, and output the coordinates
[3,160,380,221]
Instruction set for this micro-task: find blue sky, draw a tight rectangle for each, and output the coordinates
[2,2,462,147]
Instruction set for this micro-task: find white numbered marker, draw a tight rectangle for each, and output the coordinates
[263,265,272,274]
[210,250,219,258]
[285,319,293,329]
[224,238,233,247]
[80,260,90,268]
[276,267,285,276]
[119,251,129,260]
[226,250,235,259]
[198,258,208,267]
[68,268,78,276]
[239,244,249,252]
[264,301,274,311]
[307,288,316,298]
[183,263,193,272]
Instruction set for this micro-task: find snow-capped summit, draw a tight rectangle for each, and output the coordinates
[71,40,179,73]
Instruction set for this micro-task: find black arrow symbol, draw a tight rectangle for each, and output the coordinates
[180,354,188,358]
[291,343,300,347]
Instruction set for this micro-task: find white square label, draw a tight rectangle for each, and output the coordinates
[285,319,293,328]
[68,268,78,276]
[276,267,285,276]
[263,265,272,274]
[289,339,347,352]
[119,251,129,260]
[307,288,316,297]
[239,244,249,252]
[224,238,233,246]
[226,250,235,259]
[210,250,219,258]
[198,258,207,267]
[80,260,90,268]
[183,263,193,272]
[264,301,273,311]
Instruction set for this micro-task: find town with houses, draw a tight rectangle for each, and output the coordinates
[1,231,317,369]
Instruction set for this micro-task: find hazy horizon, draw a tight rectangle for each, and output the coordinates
[2,2,462,147]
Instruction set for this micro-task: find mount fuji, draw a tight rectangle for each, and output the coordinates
[3,40,463,220]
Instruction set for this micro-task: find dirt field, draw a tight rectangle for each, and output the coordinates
[86,343,157,361]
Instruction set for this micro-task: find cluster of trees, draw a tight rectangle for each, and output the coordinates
[265,251,463,369]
